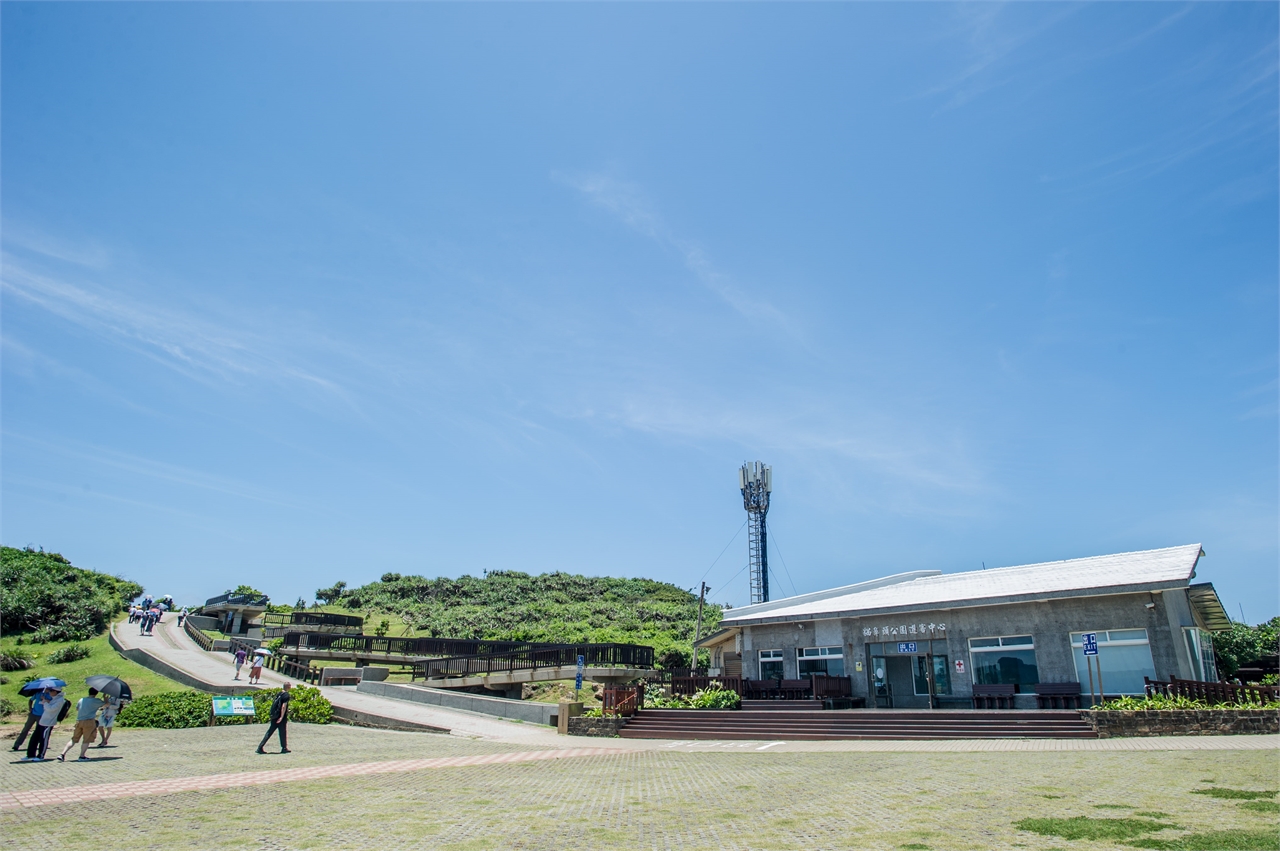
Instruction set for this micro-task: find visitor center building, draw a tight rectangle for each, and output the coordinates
[697,544,1229,709]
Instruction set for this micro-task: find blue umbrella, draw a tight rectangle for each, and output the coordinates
[18,677,66,696]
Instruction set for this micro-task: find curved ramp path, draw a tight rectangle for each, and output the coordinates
[111,617,574,745]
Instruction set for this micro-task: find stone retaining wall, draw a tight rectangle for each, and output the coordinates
[1082,709,1279,738]
[567,717,629,737]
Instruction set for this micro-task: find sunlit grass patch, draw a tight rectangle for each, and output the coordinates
[1127,828,1280,851]
[1135,811,1172,819]
[1095,803,1136,809]
[1014,817,1177,841]
[1191,788,1277,800]
[1238,800,1279,815]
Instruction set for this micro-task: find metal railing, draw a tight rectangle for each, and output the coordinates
[184,617,214,651]
[281,632,537,658]
[417,643,655,681]
[1145,676,1279,706]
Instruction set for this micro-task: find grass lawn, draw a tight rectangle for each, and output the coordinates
[1,617,193,722]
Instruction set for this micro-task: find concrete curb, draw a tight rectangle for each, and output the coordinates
[358,681,556,726]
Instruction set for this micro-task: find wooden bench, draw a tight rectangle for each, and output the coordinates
[972,684,1016,709]
[1035,682,1083,709]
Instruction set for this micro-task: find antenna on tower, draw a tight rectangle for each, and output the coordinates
[739,461,772,604]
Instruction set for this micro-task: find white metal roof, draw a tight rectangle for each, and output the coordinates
[721,544,1205,625]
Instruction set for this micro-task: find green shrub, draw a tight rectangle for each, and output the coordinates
[580,707,603,718]
[0,652,33,672]
[116,686,333,728]
[116,692,213,729]
[0,697,16,717]
[1,546,143,642]
[644,684,741,710]
[1096,695,1279,711]
[253,685,333,724]
[47,644,91,664]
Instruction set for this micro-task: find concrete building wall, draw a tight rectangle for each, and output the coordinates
[742,587,1200,705]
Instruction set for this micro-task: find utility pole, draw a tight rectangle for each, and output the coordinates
[692,582,708,672]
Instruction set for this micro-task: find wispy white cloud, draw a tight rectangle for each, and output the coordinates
[1,252,354,404]
[558,172,803,338]
[4,431,303,509]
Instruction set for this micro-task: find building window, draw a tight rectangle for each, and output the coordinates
[797,646,844,677]
[968,635,1040,692]
[913,655,952,695]
[758,649,784,680]
[1183,628,1219,682]
[1070,629,1157,695]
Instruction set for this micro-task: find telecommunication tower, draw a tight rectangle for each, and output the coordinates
[739,461,772,604]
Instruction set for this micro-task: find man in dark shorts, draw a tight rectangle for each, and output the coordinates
[256,682,291,755]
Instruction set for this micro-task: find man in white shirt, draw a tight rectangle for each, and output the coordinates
[23,688,66,762]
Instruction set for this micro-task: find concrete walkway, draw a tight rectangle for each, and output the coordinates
[0,747,621,811]
[112,617,570,745]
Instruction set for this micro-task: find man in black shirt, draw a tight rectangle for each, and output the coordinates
[256,682,291,754]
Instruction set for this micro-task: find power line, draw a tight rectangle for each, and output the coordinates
[698,520,747,587]
[765,521,799,597]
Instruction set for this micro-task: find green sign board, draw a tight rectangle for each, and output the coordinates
[212,696,256,717]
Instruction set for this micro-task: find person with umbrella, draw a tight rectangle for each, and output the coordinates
[57,687,104,762]
[84,676,131,748]
[10,692,44,753]
[247,648,269,684]
[20,680,67,762]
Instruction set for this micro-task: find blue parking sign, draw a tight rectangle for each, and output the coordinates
[1082,632,1098,656]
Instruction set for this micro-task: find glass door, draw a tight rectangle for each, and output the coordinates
[871,655,891,708]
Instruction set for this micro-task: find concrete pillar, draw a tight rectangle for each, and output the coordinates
[556,701,582,735]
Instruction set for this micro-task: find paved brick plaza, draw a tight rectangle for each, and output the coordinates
[3,725,1277,850]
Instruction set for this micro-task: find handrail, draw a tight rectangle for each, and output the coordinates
[418,643,655,680]
[184,617,214,651]
[602,684,644,717]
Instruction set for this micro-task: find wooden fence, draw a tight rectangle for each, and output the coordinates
[1145,676,1278,706]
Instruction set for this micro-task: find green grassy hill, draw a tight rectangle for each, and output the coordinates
[1,546,142,642]
[325,570,723,665]
[1,547,192,719]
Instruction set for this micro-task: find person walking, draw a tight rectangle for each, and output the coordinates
[58,688,104,762]
[11,694,43,752]
[96,695,120,747]
[247,651,264,685]
[23,687,66,762]
[233,646,248,680]
[256,682,291,755]
[178,607,188,627]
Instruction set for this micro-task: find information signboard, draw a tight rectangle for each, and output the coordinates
[575,655,585,690]
[212,696,256,717]
[897,642,918,654]
[1082,633,1099,656]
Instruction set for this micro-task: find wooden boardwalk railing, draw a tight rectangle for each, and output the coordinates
[418,643,655,681]
[1145,676,1278,706]
[227,638,322,685]
[183,618,214,651]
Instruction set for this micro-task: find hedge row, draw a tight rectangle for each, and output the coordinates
[116,686,332,729]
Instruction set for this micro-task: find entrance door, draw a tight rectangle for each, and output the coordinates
[870,656,890,708]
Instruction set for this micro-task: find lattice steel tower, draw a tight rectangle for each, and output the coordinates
[739,461,773,604]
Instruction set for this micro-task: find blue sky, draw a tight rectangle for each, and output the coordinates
[3,4,1276,620]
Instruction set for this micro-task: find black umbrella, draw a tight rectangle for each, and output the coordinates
[84,675,132,701]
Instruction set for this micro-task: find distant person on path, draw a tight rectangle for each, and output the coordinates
[139,610,149,635]
[256,682,291,755]
[97,696,120,747]
[178,607,188,627]
[11,694,43,752]
[247,652,264,684]
[24,687,66,762]
[58,688,104,762]
[233,647,248,680]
